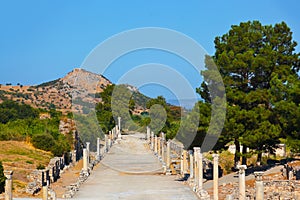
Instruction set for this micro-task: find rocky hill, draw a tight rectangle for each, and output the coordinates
[0,68,151,114]
[0,69,116,114]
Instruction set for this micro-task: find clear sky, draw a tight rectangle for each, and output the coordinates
[0,0,299,102]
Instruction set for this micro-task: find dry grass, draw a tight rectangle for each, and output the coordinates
[0,141,52,197]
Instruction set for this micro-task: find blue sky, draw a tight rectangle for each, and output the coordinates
[0,0,299,102]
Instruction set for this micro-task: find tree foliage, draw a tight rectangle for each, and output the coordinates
[0,100,38,123]
[198,21,300,165]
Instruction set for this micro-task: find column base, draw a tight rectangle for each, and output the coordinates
[197,189,210,200]
[165,169,172,175]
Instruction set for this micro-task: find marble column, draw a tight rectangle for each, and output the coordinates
[238,165,247,200]
[161,132,165,141]
[198,152,203,192]
[254,171,264,200]
[183,150,188,174]
[50,190,57,200]
[118,116,121,132]
[166,141,171,173]
[189,150,194,179]
[82,148,88,172]
[180,150,184,175]
[158,137,161,157]
[109,131,112,139]
[86,142,90,164]
[108,137,112,148]
[111,129,115,140]
[4,171,13,200]
[213,154,219,200]
[151,132,154,150]
[42,185,48,200]
[146,126,150,141]
[161,139,165,163]
[72,150,77,164]
[154,135,158,154]
[105,134,108,152]
[97,137,101,160]
[193,147,201,189]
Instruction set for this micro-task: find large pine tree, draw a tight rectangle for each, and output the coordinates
[198,21,300,166]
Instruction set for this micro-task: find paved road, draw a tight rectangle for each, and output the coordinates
[73,134,199,200]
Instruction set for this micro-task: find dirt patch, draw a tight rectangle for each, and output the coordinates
[50,160,83,198]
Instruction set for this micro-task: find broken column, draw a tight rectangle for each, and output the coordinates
[50,190,57,200]
[97,137,101,160]
[238,165,247,200]
[254,171,264,200]
[4,171,13,200]
[213,154,219,200]
[42,185,48,200]
[82,148,88,173]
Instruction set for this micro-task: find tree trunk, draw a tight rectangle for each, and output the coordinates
[242,145,247,165]
[234,139,240,168]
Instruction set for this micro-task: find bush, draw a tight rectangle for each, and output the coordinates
[36,164,45,170]
[31,133,56,151]
[51,138,70,157]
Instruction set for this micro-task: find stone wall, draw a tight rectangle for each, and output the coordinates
[26,156,68,195]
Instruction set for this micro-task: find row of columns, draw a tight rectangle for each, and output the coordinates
[148,129,171,174]
[4,117,120,200]
[82,117,122,174]
[147,128,265,200]
[189,147,210,199]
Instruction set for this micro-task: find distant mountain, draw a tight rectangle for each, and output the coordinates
[167,98,199,110]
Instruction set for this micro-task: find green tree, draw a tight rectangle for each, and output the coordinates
[199,21,300,166]
[95,84,116,133]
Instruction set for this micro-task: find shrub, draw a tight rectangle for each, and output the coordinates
[31,133,55,151]
[26,160,33,164]
[36,164,45,170]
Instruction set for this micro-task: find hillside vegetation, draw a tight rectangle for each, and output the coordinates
[0,100,71,156]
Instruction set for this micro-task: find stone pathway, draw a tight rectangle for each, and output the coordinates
[73,134,199,200]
